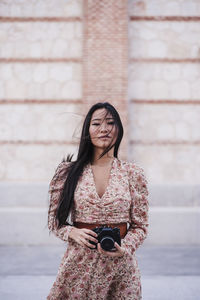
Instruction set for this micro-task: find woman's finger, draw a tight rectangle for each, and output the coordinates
[97,243,125,257]
[80,237,96,249]
[81,232,98,243]
[78,239,88,248]
[114,242,125,254]
[81,228,98,238]
[98,245,117,257]
[97,243,115,256]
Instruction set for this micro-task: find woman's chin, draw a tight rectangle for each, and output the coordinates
[94,142,113,149]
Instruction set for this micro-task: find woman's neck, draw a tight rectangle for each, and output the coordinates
[91,148,115,166]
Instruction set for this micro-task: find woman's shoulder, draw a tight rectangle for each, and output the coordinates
[53,160,71,174]
[49,160,73,192]
[52,160,73,180]
[117,157,145,175]
[117,158,148,191]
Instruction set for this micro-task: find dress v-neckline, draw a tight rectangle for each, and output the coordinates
[89,158,116,200]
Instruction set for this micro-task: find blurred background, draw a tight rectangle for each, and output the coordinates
[0,0,199,299]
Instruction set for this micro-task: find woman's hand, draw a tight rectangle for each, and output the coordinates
[97,242,125,257]
[68,227,98,249]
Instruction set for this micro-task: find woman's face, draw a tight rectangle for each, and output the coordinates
[89,108,118,150]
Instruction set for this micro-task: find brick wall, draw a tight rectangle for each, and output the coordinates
[82,0,128,159]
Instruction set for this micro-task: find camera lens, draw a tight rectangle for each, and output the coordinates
[100,236,114,251]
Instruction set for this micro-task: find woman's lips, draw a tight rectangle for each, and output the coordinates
[99,136,111,139]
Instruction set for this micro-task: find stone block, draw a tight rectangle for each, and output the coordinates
[129,103,200,141]
[175,122,190,140]
[128,80,147,99]
[0,63,82,99]
[0,64,12,80]
[68,39,82,57]
[0,103,83,141]
[148,80,169,98]
[129,21,200,59]
[170,81,190,99]
[49,65,73,82]
[43,80,61,98]
[148,41,167,58]
[180,1,200,16]
[33,64,48,83]
[129,144,200,184]
[0,144,77,181]
[0,22,82,58]
[0,0,83,17]
[163,64,181,81]
[0,81,5,98]
[129,63,200,99]
[129,0,200,17]
[191,81,200,99]
[61,80,82,99]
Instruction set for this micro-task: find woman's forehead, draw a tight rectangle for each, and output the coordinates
[91,108,113,121]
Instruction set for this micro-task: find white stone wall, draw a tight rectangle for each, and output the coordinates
[130,144,200,184]
[129,103,200,144]
[128,0,200,245]
[129,0,200,16]
[128,0,200,182]
[0,1,83,245]
[0,103,83,181]
[0,22,82,58]
[130,21,200,59]
[0,104,83,142]
[129,62,200,99]
[0,63,82,99]
[0,0,83,183]
[0,0,82,17]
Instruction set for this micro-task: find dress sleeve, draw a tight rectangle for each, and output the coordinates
[48,162,74,242]
[122,163,149,255]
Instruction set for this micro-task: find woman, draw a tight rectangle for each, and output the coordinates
[47,102,149,300]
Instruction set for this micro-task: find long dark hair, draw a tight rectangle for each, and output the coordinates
[56,102,124,228]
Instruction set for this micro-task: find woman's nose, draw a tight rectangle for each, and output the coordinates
[100,123,108,132]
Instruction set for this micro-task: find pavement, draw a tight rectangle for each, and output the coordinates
[0,245,200,300]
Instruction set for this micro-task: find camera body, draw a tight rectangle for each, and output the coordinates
[90,226,121,251]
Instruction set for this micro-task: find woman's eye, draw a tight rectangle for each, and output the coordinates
[92,122,114,126]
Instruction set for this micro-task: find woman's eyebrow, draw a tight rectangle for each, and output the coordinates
[91,117,114,121]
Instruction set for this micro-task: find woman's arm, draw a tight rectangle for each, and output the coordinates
[48,162,74,241]
[122,163,149,255]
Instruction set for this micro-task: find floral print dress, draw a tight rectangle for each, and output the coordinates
[47,157,149,300]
